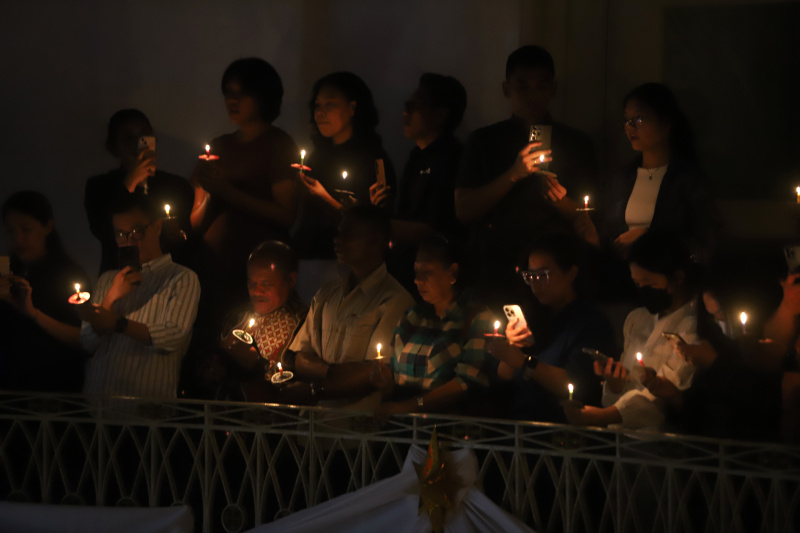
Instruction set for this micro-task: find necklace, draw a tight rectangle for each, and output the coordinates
[643,165,666,180]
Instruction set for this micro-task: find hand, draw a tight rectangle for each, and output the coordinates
[123,149,156,192]
[374,401,411,426]
[613,227,648,257]
[542,174,567,203]
[505,317,534,348]
[369,360,393,394]
[779,273,800,316]
[80,304,119,334]
[195,161,226,194]
[674,339,717,369]
[642,373,681,399]
[594,358,628,394]
[299,172,330,199]
[485,337,527,369]
[103,266,142,307]
[369,182,392,207]
[510,143,552,182]
[7,275,34,316]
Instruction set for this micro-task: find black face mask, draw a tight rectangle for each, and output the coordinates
[638,286,673,315]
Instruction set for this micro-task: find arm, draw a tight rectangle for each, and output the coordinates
[209,178,298,228]
[190,185,209,232]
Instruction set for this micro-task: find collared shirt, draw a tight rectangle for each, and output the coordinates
[81,254,201,398]
[390,298,491,392]
[289,263,414,364]
[602,301,698,429]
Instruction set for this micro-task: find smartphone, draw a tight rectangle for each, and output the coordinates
[118,245,141,272]
[503,305,528,330]
[138,135,156,153]
[528,125,551,170]
[375,159,387,188]
[661,331,686,344]
[784,246,800,275]
[0,256,9,276]
[581,347,611,366]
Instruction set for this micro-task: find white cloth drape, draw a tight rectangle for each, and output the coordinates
[246,446,534,533]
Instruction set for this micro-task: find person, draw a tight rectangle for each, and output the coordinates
[0,191,90,391]
[80,195,200,398]
[186,240,307,401]
[292,72,396,260]
[85,109,195,274]
[288,205,414,408]
[384,73,468,292]
[372,236,491,422]
[454,45,597,304]
[190,57,299,322]
[600,83,716,259]
[566,232,698,430]
[487,233,616,423]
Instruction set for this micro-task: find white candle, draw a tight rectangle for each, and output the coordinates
[568,383,574,401]
[300,149,306,167]
[74,283,81,298]
[278,362,284,377]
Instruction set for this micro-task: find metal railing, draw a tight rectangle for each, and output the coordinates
[1,392,799,532]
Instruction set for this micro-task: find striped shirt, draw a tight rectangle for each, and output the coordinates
[81,254,201,398]
[390,299,491,392]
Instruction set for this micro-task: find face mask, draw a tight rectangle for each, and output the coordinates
[638,286,673,315]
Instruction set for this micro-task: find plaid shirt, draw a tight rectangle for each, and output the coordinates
[390,299,492,392]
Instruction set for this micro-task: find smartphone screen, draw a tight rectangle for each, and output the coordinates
[118,245,141,272]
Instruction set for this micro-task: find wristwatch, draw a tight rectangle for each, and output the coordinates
[521,354,539,380]
[114,316,129,333]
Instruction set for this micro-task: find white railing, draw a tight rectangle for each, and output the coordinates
[1,392,799,532]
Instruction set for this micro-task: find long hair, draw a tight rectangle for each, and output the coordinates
[309,72,381,149]
[2,191,68,269]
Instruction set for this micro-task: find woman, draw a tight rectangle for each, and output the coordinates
[601,83,715,259]
[567,231,699,430]
[190,57,299,323]
[373,236,490,422]
[487,233,616,423]
[85,109,194,274]
[293,72,395,259]
[0,191,90,391]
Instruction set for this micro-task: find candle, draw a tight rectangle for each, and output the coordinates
[301,149,306,168]
[74,283,80,299]
[278,362,284,377]
[164,204,171,218]
[636,352,645,367]
[740,312,748,334]
[494,320,500,336]
[248,318,255,330]
[584,196,589,210]
[376,343,383,360]
[198,144,219,161]
[342,171,348,181]
[568,383,574,401]
[291,149,311,172]
[68,282,91,305]
[796,186,799,204]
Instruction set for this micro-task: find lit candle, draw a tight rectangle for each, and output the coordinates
[74,283,80,299]
[342,170,348,181]
[568,383,574,401]
[248,318,255,330]
[796,186,799,204]
[291,149,311,172]
[278,362,284,377]
[198,144,219,161]
[164,204,171,218]
[68,282,91,305]
[539,154,545,164]
[494,320,500,336]
[584,196,589,210]
[301,149,306,168]
[376,343,383,360]
[740,312,748,334]
[636,352,645,367]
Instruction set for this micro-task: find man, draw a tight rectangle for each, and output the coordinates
[289,205,414,406]
[80,196,200,398]
[454,45,597,303]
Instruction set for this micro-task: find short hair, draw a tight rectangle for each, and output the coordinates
[628,231,692,279]
[248,240,298,276]
[522,232,588,293]
[417,234,468,290]
[343,204,391,245]
[222,58,284,123]
[624,83,697,162]
[310,72,381,147]
[105,109,153,155]
[2,190,65,257]
[109,193,160,223]
[505,45,555,79]
[418,73,467,132]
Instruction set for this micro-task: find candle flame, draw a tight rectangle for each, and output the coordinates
[568,383,574,394]
[636,352,643,362]
[248,318,255,328]
[539,154,545,163]
[277,362,282,371]
[342,171,348,180]
[74,283,80,293]
[205,144,210,153]
[164,204,170,217]
[584,195,589,204]
[494,320,501,330]
[740,312,748,326]
[796,186,799,195]
[300,149,306,158]
[376,342,382,353]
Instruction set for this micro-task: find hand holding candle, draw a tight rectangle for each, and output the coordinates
[198,144,219,161]
[68,282,91,306]
[270,360,293,384]
[291,149,311,172]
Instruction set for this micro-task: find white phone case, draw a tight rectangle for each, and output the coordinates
[503,305,528,330]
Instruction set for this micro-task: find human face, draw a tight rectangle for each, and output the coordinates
[524,251,576,308]
[503,66,555,124]
[333,216,380,268]
[112,209,161,264]
[702,291,725,321]
[247,262,295,315]
[3,212,51,265]
[402,87,442,142]
[314,85,355,144]
[223,80,261,126]
[113,118,153,167]
[414,256,457,308]
[629,263,674,292]
[623,100,670,154]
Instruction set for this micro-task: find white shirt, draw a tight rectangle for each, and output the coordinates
[81,254,201,398]
[602,301,697,430]
[625,165,668,230]
[289,263,414,365]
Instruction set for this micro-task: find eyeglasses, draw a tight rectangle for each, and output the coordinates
[114,223,152,243]
[404,100,435,114]
[521,269,550,286]
[623,116,646,129]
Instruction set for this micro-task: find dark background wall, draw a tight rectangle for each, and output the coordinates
[0,0,797,275]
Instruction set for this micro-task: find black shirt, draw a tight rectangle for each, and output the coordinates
[85,168,194,275]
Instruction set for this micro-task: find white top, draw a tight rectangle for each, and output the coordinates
[625,165,668,230]
[81,254,201,398]
[601,300,697,430]
[289,263,414,365]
